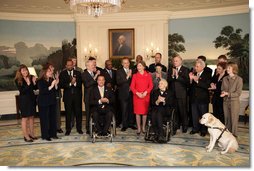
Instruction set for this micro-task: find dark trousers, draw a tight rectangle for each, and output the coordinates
[151,108,167,138]
[115,90,122,126]
[93,109,113,134]
[191,101,208,133]
[39,104,57,139]
[119,93,134,128]
[64,95,82,132]
[212,96,224,124]
[84,94,90,132]
[176,98,188,129]
[56,97,61,130]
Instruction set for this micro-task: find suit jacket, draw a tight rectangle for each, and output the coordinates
[221,75,243,101]
[167,65,190,98]
[81,70,97,100]
[101,68,117,90]
[190,70,211,104]
[37,78,57,106]
[116,68,132,100]
[211,73,228,102]
[59,69,82,102]
[90,86,115,113]
[150,89,174,108]
[148,63,167,73]
[113,44,131,56]
[151,71,167,90]
[204,66,213,77]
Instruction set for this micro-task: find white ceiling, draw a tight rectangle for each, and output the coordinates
[0,0,249,14]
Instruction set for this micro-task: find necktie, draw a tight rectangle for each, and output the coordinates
[108,70,112,78]
[90,71,94,77]
[99,87,104,97]
[126,69,129,74]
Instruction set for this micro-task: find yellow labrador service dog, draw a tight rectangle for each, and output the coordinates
[200,113,238,154]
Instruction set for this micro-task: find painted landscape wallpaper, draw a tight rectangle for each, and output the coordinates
[0,20,76,91]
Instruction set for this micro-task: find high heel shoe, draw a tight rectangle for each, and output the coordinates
[24,137,33,142]
[29,135,38,140]
[136,130,141,136]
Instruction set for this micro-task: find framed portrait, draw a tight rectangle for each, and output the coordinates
[109,28,135,59]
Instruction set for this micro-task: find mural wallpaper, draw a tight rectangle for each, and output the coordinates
[168,13,249,88]
[0,20,76,91]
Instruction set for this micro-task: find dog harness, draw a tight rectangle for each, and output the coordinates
[207,126,228,142]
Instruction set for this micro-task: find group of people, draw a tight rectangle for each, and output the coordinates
[14,52,243,143]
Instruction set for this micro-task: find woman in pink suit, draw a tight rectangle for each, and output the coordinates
[130,61,153,135]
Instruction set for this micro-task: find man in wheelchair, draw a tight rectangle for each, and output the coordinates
[89,75,115,136]
[147,79,174,143]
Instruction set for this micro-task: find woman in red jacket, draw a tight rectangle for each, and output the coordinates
[130,61,153,135]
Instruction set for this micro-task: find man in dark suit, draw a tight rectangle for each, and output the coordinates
[102,59,121,127]
[82,60,100,134]
[101,59,117,90]
[90,75,115,136]
[88,57,103,72]
[113,35,131,56]
[116,57,135,131]
[59,59,83,136]
[167,55,190,134]
[148,53,167,73]
[189,60,211,137]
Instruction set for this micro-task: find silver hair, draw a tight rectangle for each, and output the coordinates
[159,79,168,89]
[196,59,206,68]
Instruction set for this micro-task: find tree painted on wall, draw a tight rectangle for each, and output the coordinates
[168,33,186,68]
[213,26,249,84]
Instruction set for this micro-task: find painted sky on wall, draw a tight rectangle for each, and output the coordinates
[0,20,75,49]
[169,13,249,60]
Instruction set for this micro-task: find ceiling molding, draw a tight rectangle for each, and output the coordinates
[0,5,249,22]
[0,12,74,22]
[170,4,249,19]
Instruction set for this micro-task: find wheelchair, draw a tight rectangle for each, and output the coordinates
[144,108,175,143]
[89,112,116,143]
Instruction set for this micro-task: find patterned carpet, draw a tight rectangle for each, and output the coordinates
[0,118,250,166]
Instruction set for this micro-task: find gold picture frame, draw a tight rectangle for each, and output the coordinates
[109,28,135,59]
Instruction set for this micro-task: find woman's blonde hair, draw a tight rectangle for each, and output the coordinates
[159,79,168,89]
[14,64,30,86]
[227,62,238,74]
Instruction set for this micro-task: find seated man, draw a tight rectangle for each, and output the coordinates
[90,75,115,136]
[150,79,173,143]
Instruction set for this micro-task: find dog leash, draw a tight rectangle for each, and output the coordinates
[207,126,228,142]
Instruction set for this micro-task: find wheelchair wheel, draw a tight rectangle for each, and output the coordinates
[110,134,113,143]
[89,117,93,138]
[92,132,96,143]
[112,115,116,137]
[144,120,151,141]
[166,122,170,141]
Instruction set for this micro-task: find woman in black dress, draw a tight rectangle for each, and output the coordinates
[37,66,59,141]
[209,62,227,123]
[150,79,173,143]
[15,64,37,142]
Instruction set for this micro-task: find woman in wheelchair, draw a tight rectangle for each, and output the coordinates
[89,75,115,136]
[150,79,173,143]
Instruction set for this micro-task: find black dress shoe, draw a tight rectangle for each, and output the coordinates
[29,135,38,140]
[65,131,71,136]
[86,130,90,135]
[52,136,60,139]
[200,132,206,137]
[129,125,137,130]
[24,137,33,142]
[182,129,187,133]
[42,138,52,141]
[57,129,64,133]
[121,127,127,132]
[77,130,83,134]
[190,130,198,135]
